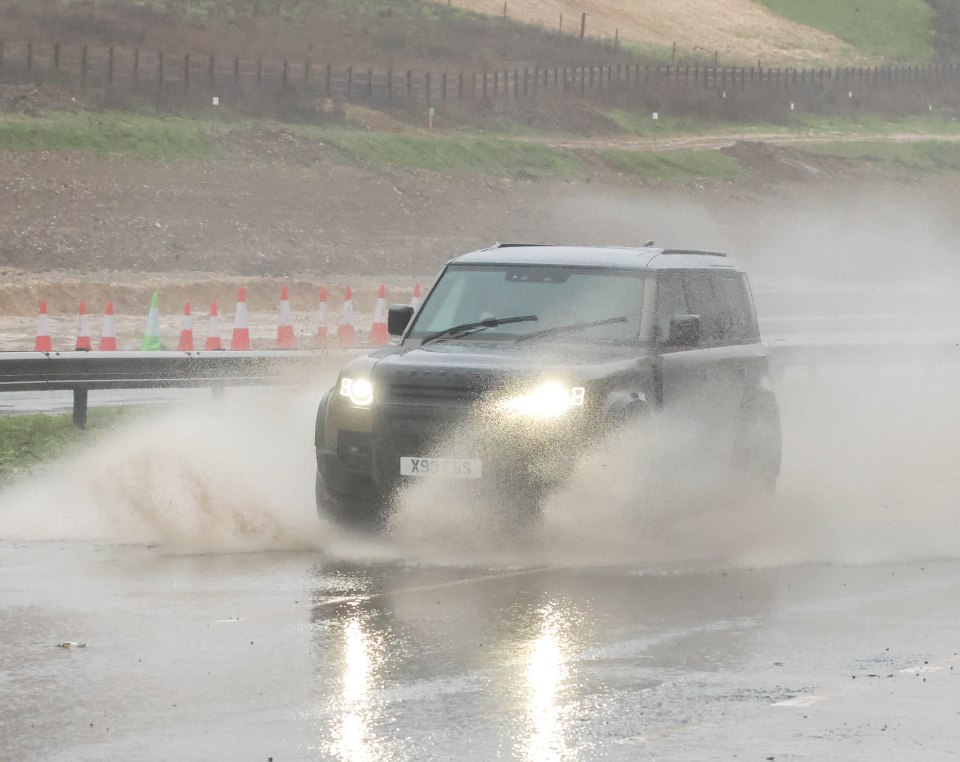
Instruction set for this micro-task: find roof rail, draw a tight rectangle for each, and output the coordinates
[490,242,551,249]
[661,249,727,258]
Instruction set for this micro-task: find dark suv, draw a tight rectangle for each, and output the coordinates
[314,244,781,524]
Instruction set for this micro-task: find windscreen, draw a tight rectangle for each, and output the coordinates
[408,264,647,344]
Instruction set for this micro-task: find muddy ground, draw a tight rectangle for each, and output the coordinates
[3,132,960,345]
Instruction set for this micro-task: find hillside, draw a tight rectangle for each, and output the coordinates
[448,0,869,65]
[0,0,944,69]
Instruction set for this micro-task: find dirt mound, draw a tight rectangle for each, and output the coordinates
[0,85,81,116]
[451,0,870,65]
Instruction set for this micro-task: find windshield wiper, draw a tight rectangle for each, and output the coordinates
[420,314,539,345]
[514,316,629,343]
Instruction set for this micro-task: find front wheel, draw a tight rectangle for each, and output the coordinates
[315,464,389,530]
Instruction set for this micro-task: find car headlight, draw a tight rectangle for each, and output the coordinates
[499,383,585,419]
[339,377,374,407]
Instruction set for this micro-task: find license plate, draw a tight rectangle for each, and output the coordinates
[400,457,482,479]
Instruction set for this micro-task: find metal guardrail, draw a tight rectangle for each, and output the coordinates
[0,350,338,428]
[2,340,958,427]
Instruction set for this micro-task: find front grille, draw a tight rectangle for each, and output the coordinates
[387,383,483,405]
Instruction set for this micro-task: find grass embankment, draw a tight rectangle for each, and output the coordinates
[0,408,135,482]
[317,130,583,176]
[0,111,221,159]
[606,110,960,139]
[599,149,744,183]
[798,141,960,174]
[756,0,934,62]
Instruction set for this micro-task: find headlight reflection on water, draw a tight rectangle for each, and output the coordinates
[519,602,579,762]
[329,614,387,762]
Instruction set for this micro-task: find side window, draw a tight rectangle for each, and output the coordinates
[655,275,688,342]
[715,274,759,342]
[682,273,725,345]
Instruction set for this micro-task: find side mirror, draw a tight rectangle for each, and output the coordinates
[666,314,702,348]
[388,305,415,336]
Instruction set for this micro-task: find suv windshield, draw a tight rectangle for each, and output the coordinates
[408,264,646,344]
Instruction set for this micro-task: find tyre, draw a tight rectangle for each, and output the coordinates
[315,461,388,529]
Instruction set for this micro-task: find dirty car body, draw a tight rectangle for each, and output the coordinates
[314,244,781,525]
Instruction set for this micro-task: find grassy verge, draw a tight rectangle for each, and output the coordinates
[756,0,933,62]
[606,110,960,139]
[0,408,137,482]
[599,149,745,183]
[317,130,583,176]
[797,140,960,173]
[0,111,221,159]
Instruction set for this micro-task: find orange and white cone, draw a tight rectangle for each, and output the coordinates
[315,286,329,347]
[177,302,195,351]
[411,283,423,312]
[370,284,389,346]
[34,300,53,352]
[276,286,297,349]
[75,300,92,351]
[230,287,251,351]
[338,286,355,347]
[99,301,118,351]
[205,303,223,350]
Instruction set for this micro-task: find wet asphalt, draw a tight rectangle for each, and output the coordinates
[2,541,959,761]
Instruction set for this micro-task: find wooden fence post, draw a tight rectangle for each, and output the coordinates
[458,71,463,99]
[523,67,528,96]
[234,57,239,81]
[325,63,332,96]
[80,45,87,90]
[513,69,519,96]
[282,59,288,89]
[0,40,4,75]
[54,41,60,69]
[388,68,393,100]
[209,54,215,87]
[27,41,32,73]
[133,48,139,86]
[346,65,353,98]
[184,52,190,91]
[304,59,310,82]
[406,69,412,100]
[425,71,431,102]
[256,58,262,85]
[483,70,488,99]
[108,47,114,84]
[157,50,164,94]
[367,68,373,97]
[442,70,447,100]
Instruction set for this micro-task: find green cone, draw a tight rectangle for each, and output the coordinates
[142,291,162,351]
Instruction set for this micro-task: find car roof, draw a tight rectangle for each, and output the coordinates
[449,244,741,272]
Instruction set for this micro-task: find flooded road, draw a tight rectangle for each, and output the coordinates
[3,335,960,759]
[2,542,959,761]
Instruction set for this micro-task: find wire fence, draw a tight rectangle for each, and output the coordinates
[2,40,959,122]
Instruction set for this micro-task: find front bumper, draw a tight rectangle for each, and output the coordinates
[320,396,589,495]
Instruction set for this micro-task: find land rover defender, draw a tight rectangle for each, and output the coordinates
[314,244,781,525]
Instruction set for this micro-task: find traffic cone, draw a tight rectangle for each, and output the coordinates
[75,300,92,351]
[205,303,223,350]
[370,284,389,346]
[276,286,297,349]
[315,286,329,347]
[34,300,52,352]
[230,287,251,350]
[141,291,162,351]
[411,283,423,312]
[98,301,118,351]
[177,302,195,351]
[338,286,355,347]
